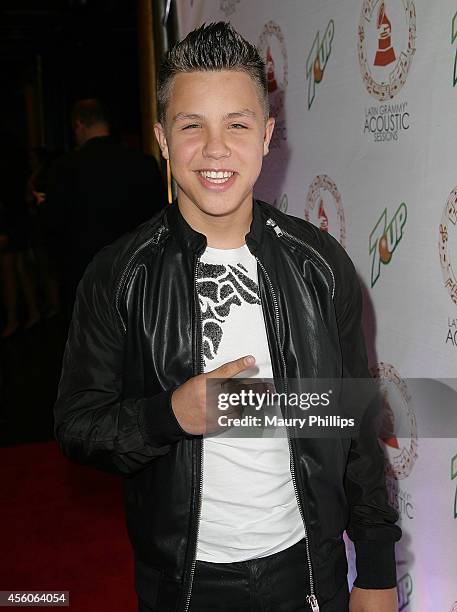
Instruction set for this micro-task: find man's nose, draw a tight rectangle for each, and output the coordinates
[202,131,231,160]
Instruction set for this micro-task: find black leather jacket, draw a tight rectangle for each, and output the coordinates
[54,198,402,611]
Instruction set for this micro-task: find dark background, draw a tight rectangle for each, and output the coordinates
[0,1,158,445]
[0,0,141,153]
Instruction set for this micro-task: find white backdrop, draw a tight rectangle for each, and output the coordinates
[175,1,457,609]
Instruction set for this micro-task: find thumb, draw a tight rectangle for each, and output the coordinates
[206,355,256,380]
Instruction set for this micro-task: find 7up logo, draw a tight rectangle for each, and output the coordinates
[306,20,334,109]
[369,203,407,287]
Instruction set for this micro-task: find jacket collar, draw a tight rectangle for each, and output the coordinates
[164,198,265,255]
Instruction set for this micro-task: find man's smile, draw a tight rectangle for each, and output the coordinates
[196,168,238,189]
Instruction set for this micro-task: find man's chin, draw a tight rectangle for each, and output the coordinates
[176,184,254,218]
[197,195,252,218]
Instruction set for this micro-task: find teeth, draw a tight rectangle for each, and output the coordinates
[199,170,234,182]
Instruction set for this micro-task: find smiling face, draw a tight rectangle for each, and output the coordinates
[154,70,275,222]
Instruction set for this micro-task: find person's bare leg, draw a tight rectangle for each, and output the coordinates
[15,251,41,329]
[0,252,19,337]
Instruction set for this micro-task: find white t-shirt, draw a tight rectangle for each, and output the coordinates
[195,242,306,562]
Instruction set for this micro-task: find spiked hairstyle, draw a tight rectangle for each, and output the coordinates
[157,22,269,125]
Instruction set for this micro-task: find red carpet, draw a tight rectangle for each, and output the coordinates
[0,441,137,611]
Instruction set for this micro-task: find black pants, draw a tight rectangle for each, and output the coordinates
[138,537,350,611]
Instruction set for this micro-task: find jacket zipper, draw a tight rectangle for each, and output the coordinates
[255,248,319,612]
[265,217,335,299]
[182,253,205,612]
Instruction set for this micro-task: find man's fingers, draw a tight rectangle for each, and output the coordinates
[206,355,255,380]
[205,357,256,426]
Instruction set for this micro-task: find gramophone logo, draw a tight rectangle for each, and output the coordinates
[374,2,396,67]
[305,175,346,248]
[258,21,288,119]
[266,47,278,93]
[370,362,418,480]
[369,202,407,287]
[306,19,335,109]
[439,186,457,305]
[358,0,416,101]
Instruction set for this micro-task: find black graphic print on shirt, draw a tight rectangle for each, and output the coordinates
[196,261,260,364]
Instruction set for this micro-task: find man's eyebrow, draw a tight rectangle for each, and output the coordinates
[224,109,257,120]
[172,112,204,123]
[172,109,257,123]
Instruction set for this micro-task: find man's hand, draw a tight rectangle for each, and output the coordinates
[171,355,257,435]
[349,586,398,612]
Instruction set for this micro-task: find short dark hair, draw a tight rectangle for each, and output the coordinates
[71,98,110,128]
[157,22,268,125]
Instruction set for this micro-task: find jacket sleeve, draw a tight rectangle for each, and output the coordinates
[53,247,192,476]
[325,233,402,590]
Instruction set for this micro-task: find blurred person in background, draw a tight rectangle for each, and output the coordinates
[0,131,41,339]
[44,98,168,318]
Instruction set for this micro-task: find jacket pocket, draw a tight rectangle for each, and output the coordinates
[134,558,164,609]
[314,539,348,604]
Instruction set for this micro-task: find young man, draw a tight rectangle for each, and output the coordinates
[54,23,402,612]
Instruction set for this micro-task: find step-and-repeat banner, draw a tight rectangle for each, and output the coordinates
[176,1,457,609]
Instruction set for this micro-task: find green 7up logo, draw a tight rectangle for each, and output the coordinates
[306,20,334,109]
[369,203,407,288]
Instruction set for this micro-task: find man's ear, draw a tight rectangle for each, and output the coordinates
[263,117,275,156]
[153,122,170,160]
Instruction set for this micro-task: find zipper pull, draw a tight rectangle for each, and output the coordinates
[306,594,319,611]
[266,217,283,237]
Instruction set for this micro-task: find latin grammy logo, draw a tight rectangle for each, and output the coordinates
[374,1,396,67]
[266,46,278,93]
[318,198,328,232]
